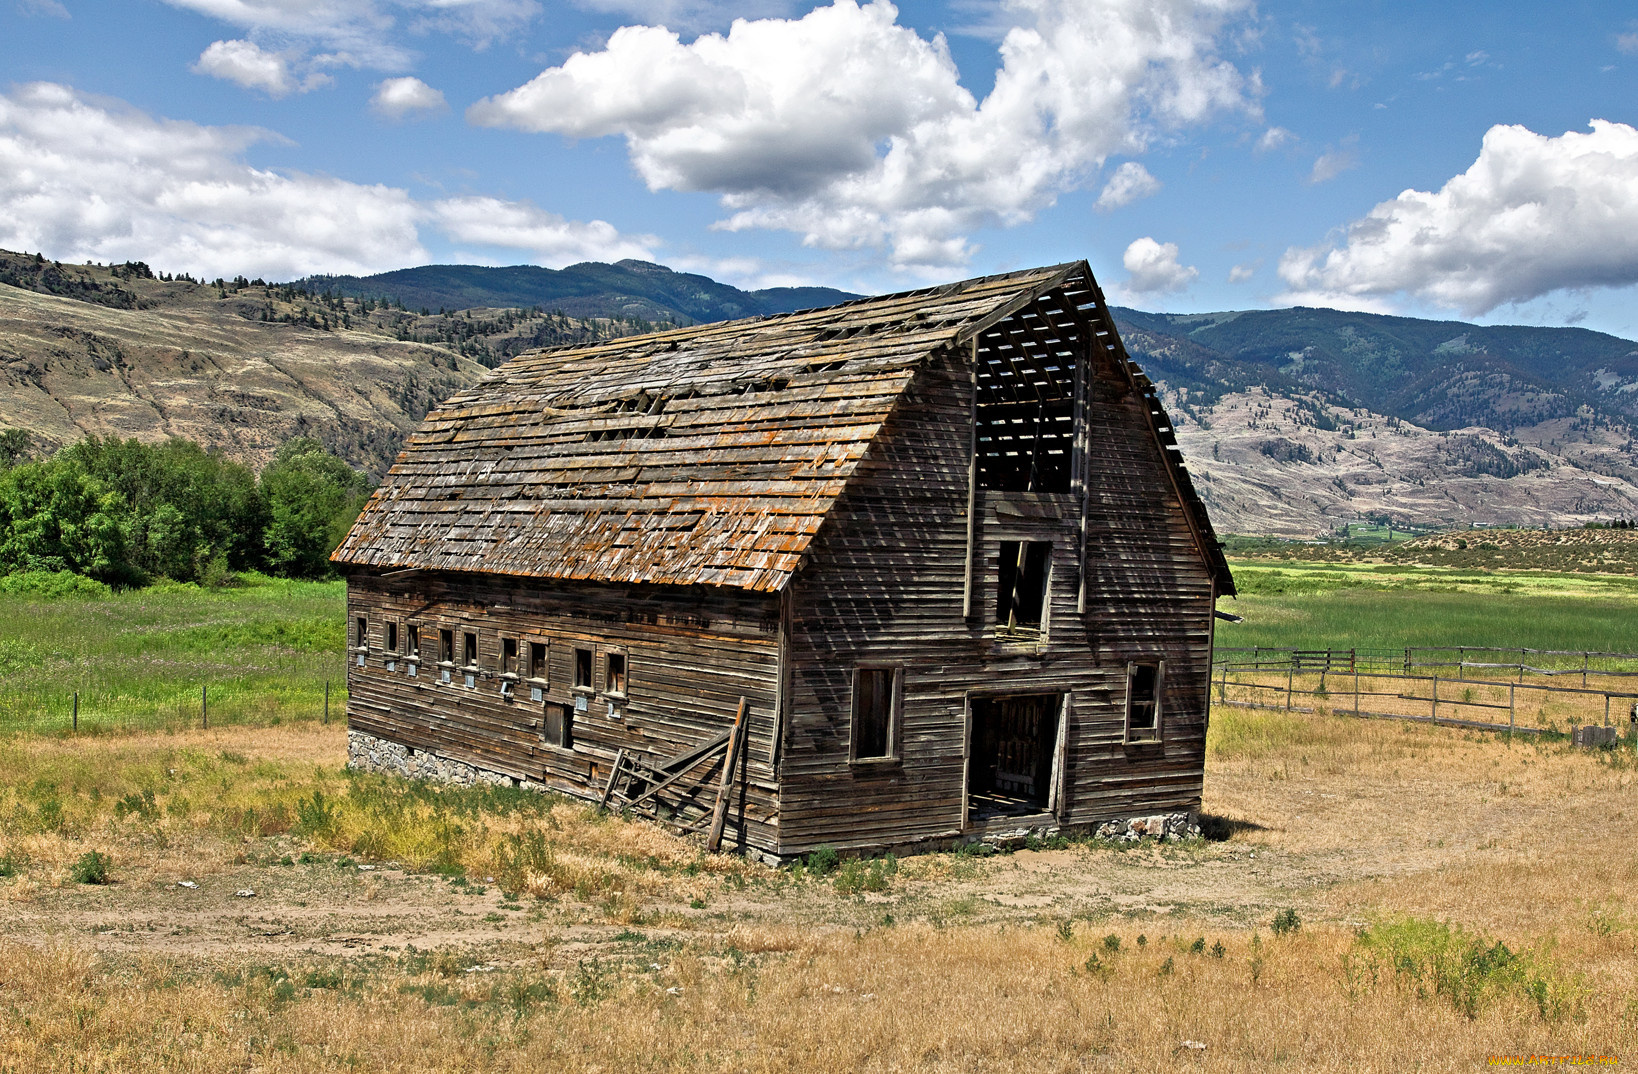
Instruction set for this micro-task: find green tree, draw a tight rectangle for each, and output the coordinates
[0,459,132,582]
[259,438,371,578]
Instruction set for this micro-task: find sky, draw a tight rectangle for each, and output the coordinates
[4,0,1638,338]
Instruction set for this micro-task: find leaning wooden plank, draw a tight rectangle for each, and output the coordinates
[626,740,731,810]
[707,697,750,853]
[598,748,627,809]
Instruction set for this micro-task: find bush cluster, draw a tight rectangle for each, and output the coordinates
[0,432,370,586]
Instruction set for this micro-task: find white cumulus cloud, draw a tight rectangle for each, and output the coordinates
[1122,236,1198,294]
[1278,119,1638,316]
[1228,261,1255,283]
[1095,161,1161,211]
[432,197,657,264]
[194,39,328,97]
[0,83,649,280]
[469,0,1257,272]
[1255,125,1292,151]
[371,76,447,118]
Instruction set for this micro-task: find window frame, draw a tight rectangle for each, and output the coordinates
[500,637,518,678]
[572,647,594,693]
[1123,660,1164,744]
[604,650,628,698]
[407,625,421,661]
[995,540,1053,637]
[354,616,369,650]
[527,640,548,683]
[849,665,902,764]
[386,621,399,654]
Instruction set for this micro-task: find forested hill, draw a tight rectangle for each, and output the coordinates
[6,246,1638,534]
[296,260,861,324]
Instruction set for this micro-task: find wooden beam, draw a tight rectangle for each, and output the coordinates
[707,697,750,853]
[598,748,627,809]
[961,338,981,619]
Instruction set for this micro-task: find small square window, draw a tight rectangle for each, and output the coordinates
[543,704,573,749]
[386,622,399,654]
[502,638,517,675]
[852,667,899,761]
[574,648,593,690]
[1125,662,1163,743]
[529,641,547,680]
[463,632,477,668]
[606,652,627,695]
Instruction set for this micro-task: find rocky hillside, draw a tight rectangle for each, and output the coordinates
[1115,308,1638,535]
[0,252,650,476]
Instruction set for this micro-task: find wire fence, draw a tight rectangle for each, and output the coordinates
[1212,646,1638,741]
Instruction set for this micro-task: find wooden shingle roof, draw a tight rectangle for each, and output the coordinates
[333,261,1231,594]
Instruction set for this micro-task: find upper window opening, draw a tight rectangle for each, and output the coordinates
[355,617,368,648]
[529,641,547,680]
[574,648,593,690]
[852,667,899,761]
[997,541,1052,633]
[386,622,398,653]
[606,653,627,695]
[501,638,517,675]
[463,632,478,668]
[439,629,454,664]
[407,625,420,658]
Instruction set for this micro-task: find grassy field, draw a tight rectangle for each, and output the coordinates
[0,574,347,736]
[1219,558,1638,652]
[1,565,1636,1068]
[1,710,1633,1070]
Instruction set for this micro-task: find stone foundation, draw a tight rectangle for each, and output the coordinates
[1093,811,1200,842]
[348,729,546,792]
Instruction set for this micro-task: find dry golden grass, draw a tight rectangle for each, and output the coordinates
[2,709,1636,1070]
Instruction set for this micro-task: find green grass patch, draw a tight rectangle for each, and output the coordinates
[1219,561,1638,652]
[0,574,347,735]
[1346,917,1581,1021]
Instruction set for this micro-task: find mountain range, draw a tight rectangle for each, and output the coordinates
[4,248,1637,536]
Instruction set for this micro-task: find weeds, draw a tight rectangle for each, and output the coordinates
[69,850,112,884]
[1271,908,1301,935]
[1348,917,1581,1021]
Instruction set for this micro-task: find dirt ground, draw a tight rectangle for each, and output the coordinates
[7,713,1633,971]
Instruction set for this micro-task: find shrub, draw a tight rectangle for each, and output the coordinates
[805,845,839,877]
[1102,934,1121,952]
[1271,908,1301,935]
[70,850,112,884]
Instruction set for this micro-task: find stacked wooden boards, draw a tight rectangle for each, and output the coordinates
[335,261,1235,859]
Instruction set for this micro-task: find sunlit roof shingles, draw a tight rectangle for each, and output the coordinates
[332,263,1082,589]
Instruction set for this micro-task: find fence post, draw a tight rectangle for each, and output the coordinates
[1431,671,1438,725]
[1584,651,1590,688]
[1354,670,1361,717]
[324,680,330,725]
[1404,647,1411,674]
[202,684,208,730]
[1286,663,1294,711]
[1519,648,1525,683]
[1509,683,1515,732]
[1605,694,1611,728]
[72,691,78,733]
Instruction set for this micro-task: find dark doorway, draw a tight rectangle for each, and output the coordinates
[968,694,1061,820]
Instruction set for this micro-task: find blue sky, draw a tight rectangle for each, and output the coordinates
[4,1,1638,338]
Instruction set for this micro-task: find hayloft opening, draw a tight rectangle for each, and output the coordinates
[973,301,1079,493]
[968,694,1061,819]
[996,541,1051,633]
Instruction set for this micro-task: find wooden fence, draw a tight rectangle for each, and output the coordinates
[1212,647,1638,738]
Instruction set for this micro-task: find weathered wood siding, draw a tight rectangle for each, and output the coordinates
[777,316,1215,857]
[344,571,783,855]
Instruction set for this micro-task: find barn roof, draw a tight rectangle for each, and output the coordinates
[332,261,1232,595]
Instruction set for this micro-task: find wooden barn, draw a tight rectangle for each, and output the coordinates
[332,261,1235,861]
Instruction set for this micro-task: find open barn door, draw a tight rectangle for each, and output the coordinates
[967,694,1061,822]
